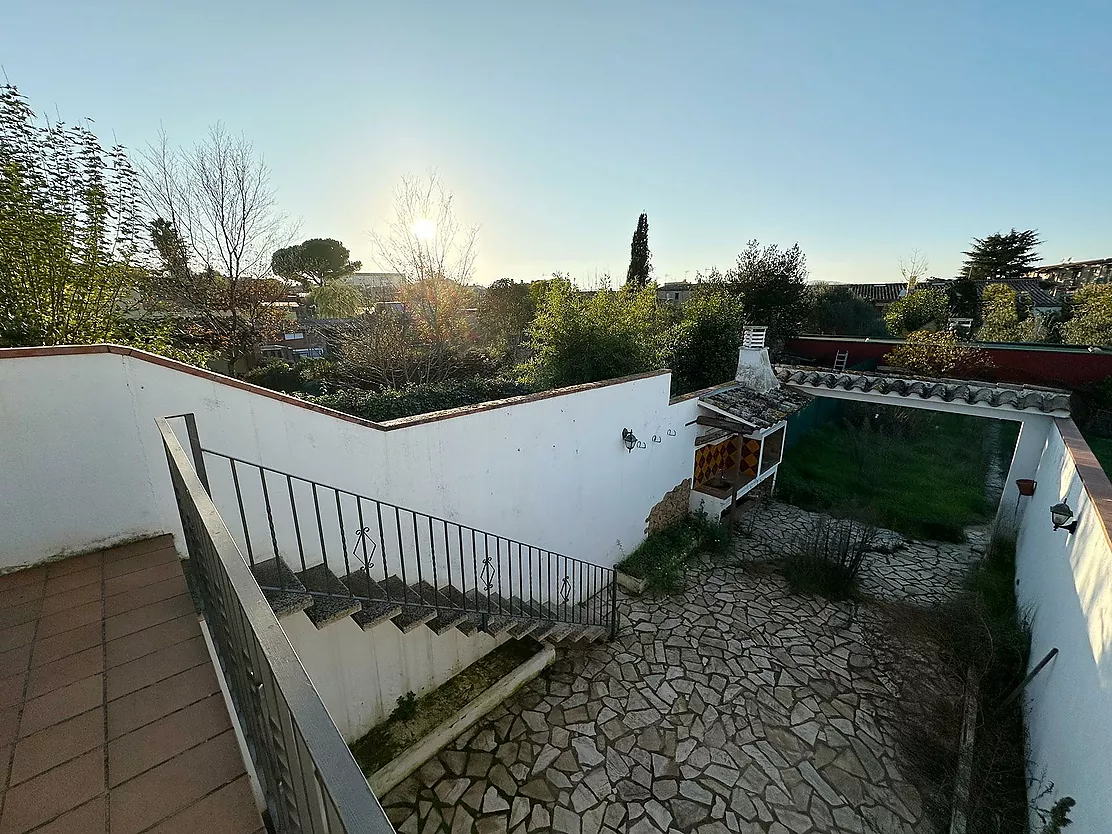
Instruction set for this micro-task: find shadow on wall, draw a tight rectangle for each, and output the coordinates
[1016,423,1112,832]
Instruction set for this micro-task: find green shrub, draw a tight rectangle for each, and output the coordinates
[617,514,729,594]
[243,359,333,395]
[781,516,876,600]
[305,377,532,422]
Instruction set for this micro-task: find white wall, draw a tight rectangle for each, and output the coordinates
[1015,421,1112,832]
[282,610,506,743]
[0,349,703,575]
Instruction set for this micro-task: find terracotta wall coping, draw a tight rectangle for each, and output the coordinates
[0,344,671,433]
[1055,417,1112,553]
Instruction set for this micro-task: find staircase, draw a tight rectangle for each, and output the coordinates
[190,445,618,645]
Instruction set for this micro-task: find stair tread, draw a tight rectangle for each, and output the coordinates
[340,568,389,600]
[296,564,361,629]
[352,599,404,630]
[251,558,312,618]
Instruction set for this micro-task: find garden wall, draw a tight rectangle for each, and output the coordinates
[1014,418,1112,832]
[280,606,506,743]
[0,346,704,575]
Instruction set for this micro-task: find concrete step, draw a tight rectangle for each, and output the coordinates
[250,558,312,618]
[414,581,470,635]
[382,575,437,633]
[341,569,403,630]
[439,586,481,635]
[296,564,362,629]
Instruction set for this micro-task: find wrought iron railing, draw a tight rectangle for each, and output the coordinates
[157,416,395,834]
[172,414,618,637]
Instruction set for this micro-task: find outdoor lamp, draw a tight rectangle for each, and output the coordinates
[622,428,638,453]
[1050,502,1077,534]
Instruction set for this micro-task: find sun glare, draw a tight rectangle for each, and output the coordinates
[412,218,435,240]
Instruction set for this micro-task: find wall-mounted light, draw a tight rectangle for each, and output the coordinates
[1050,502,1078,534]
[622,428,638,453]
[651,435,662,444]
[666,428,677,437]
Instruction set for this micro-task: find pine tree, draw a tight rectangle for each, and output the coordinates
[625,212,652,288]
[961,229,1042,280]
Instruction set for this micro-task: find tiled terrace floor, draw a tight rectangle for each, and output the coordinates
[382,530,973,834]
[0,536,264,834]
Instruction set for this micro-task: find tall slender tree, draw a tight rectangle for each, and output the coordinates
[624,212,652,288]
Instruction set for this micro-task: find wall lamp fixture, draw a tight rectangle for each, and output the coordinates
[622,428,638,453]
[1050,502,1078,534]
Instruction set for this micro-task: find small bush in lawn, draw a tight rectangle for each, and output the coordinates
[782,516,877,600]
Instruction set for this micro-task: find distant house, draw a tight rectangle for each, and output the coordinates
[838,282,909,311]
[1028,258,1112,288]
[656,281,696,305]
[348,271,406,302]
[841,278,1062,317]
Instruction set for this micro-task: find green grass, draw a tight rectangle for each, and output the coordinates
[617,514,729,593]
[777,411,1004,541]
[1083,434,1112,476]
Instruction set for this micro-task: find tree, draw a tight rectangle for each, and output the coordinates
[329,307,457,389]
[962,229,1042,280]
[805,284,886,337]
[306,279,363,318]
[0,84,146,347]
[710,240,808,348]
[946,276,980,321]
[898,250,930,289]
[884,330,992,378]
[1060,284,1112,346]
[975,283,1048,343]
[370,171,478,348]
[667,288,747,395]
[271,238,360,289]
[625,212,651,288]
[883,287,949,335]
[976,283,1022,342]
[139,126,293,371]
[519,280,667,389]
[477,278,536,360]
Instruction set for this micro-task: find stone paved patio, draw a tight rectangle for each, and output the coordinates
[733,500,985,608]
[380,516,979,834]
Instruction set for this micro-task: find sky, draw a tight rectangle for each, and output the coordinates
[2,1,1110,286]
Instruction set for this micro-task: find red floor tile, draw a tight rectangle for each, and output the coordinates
[0,540,262,834]
[0,747,104,834]
[9,708,104,785]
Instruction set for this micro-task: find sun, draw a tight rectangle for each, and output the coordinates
[412,218,435,241]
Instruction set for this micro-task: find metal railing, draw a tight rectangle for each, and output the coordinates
[157,416,395,834]
[194,443,617,637]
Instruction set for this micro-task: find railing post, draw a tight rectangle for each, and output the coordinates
[181,413,210,494]
[609,572,619,640]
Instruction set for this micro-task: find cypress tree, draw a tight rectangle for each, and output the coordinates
[625,212,652,288]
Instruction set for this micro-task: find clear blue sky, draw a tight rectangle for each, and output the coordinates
[3,1,1109,285]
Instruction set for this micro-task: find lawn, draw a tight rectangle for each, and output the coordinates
[1083,434,1112,476]
[777,408,1013,542]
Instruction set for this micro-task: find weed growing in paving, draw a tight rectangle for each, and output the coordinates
[617,511,729,594]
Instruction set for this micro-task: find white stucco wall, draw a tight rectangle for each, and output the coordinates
[1014,420,1112,832]
[281,609,507,743]
[0,349,703,575]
